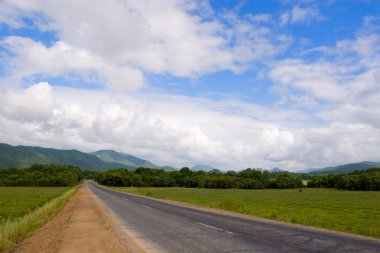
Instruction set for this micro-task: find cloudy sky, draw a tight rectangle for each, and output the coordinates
[0,0,379,171]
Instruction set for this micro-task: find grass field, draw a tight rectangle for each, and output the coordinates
[0,187,71,224]
[0,186,79,252]
[114,187,380,238]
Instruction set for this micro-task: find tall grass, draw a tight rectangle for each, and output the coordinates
[0,185,80,253]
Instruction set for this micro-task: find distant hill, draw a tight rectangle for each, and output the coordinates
[270,167,287,173]
[160,165,177,171]
[308,161,380,174]
[191,164,218,172]
[0,143,134,170]
[296,168,315,174]
[90,150,158,168]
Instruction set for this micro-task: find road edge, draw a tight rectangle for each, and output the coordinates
[97,183,380,243]
[86,181,165,253]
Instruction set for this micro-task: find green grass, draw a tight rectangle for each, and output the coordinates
[0,185,80,252]
[113,187,380,238]
[0,187,71,224]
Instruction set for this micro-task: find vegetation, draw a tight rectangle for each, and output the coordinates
[0,143,133,170]
[0,185,80,252]
[0,187,71,224]
[0,164,83,186]
[91,150,158,168]
[97,167,303,189]
[114,187,380,238]
[308,168,380,190]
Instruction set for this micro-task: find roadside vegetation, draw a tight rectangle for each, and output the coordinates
[97,167,380,191]
[0,164,83,186]
[0,162,379,249]
[0,185,80,252]
[0,164,84,252]
[97,167,303,189]
[308,168,380,190]
[115,187,380,239]
[0,187,71,224]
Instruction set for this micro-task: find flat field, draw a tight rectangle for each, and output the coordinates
[114,187,380,238]
[0,187,71,224]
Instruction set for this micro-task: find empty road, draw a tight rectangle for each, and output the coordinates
[87,181,380,253]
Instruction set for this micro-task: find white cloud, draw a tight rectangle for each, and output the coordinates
[248,14,272,23]
[0,1,379,171]
[0,0,285,82]
[1,36,143,90]
[280,6,322,26]
[269,31,380,106]
[269,59,353,101]
[0,1,24,28]
[1,83,380,171]
[266,28,380,168]
[0,82,54,121]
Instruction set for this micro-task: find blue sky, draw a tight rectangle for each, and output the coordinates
[0,0,379,171]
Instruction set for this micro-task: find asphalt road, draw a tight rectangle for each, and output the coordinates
[87,181,380,253]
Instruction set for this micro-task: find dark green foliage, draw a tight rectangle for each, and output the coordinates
[0,164,82,186]
[308,168,380,190]
[97,167,303,189]
[81,170,101,180]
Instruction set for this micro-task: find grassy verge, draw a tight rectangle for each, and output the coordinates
[113,187,380,239]
[0,187,72,223]
[0,185,81,252]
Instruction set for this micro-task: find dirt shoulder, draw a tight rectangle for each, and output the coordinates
[14,184,131,253]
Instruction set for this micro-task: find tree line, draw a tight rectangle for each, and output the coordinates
[96,167,303,189]
[307,168,380,190]
[1,164,379,190]
[0,164,83,186]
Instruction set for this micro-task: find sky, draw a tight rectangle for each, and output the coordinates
[0,0,379,171]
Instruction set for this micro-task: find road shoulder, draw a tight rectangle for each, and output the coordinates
[14,184,132,253]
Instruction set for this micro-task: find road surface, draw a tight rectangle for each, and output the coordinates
[87,181,380,253]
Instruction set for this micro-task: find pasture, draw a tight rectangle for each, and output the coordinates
[0,187,71,224]
[115,187,380,238]
[0,186,77,252]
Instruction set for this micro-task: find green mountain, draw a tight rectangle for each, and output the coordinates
[309,161,380,174]
[270,167,287,173]
[90,150,158,168]
[191,164,218,172]
[160,165,178,171]
[0,143,134,170]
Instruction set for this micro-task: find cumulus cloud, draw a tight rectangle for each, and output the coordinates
[1,36,144,90]
[269,31,380,106]
[267,28,380,167]
[1,83,380,171]
[0,82,54,121]
[269,59,351,101]
[0,0,286,84]
[0,1,379,171]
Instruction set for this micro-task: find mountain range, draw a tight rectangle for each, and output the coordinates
[0,143,379,174]
[306,161,380,174]
[191,164,219,172]
[91,150,158,168]
[0,143,132,170]
[0,143,166,171]
[270,167,287,173]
